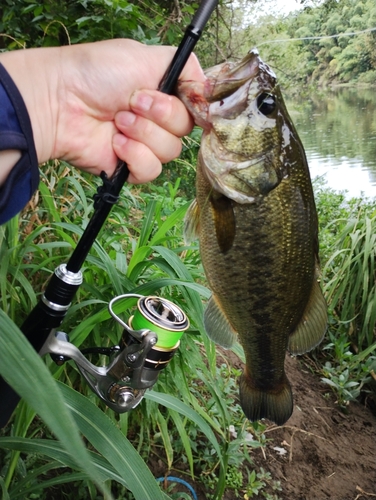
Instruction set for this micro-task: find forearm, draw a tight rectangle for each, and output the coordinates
[0,47,60,165]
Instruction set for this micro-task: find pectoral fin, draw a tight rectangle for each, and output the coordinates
[204,294,237,348]
[184,199,200,244]
[210,194,236,253]
[288,278,327,355]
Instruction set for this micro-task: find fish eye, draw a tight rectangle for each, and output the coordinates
[257,93,276,116]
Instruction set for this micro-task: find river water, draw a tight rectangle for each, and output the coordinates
[286,87,376,199]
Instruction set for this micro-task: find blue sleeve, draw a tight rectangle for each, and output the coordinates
[0,63,39,224]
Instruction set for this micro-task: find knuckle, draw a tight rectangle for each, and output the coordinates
[141,117,154,137]
[161,138,182,164]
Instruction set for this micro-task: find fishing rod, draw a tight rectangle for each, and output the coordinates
[0,0,218,427]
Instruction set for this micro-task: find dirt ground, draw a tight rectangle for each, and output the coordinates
[157,354,376,500]
[232,355,376,500]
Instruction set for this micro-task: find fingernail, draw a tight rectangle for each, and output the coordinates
[113,134,128,148]
[130,91,153,112]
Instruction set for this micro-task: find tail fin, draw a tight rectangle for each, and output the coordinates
[239,371,293,426]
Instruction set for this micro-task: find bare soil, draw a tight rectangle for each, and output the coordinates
[156,354,376,500]
[246,355,376,500]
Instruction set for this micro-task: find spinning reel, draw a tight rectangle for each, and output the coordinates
[40,291,189,412]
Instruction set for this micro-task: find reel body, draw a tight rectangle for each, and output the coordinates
[41,294,189,412]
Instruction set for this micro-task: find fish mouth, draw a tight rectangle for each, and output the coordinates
[204,49,267,103]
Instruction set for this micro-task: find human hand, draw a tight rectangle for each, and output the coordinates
[0,40,205,183]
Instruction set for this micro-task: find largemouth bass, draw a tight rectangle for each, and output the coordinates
[178,50,327,426]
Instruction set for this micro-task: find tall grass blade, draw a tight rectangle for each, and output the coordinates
[0,477,10,500]
[150,202,191,246]
[322,210,376,350]
[168,410,194,478]
[156,409,174,470]
[0,438,128,489]
[145,391,223,465]
[138,199,158,247]
[58,382,167,500]
[38,181,61,223]
[0,310,109,497]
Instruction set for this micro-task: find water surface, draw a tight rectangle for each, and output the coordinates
[286,88,376,199]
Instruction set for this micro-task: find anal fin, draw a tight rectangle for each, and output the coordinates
[204,295,237,348]
[288,278,327,355]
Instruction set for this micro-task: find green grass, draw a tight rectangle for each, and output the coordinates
[314,180,376,407]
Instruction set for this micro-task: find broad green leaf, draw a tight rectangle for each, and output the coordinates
[127,245,153,279]
[0,438,127,490]
[231,342,245,363]
[0,311,168,499]
[58,382,167,500]
[133,277,210,298]
[0,310,108,496]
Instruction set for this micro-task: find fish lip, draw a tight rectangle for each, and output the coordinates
[176,80,211,130]
[210,178,258,204]
[231,153,281,197]
[204,51,262,103]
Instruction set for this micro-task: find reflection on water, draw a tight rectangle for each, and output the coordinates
[286,88,376,199]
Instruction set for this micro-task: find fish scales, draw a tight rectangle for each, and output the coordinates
[179,49,327,425]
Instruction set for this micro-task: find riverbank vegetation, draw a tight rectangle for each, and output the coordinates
[208,0,376,89]
[1,1,376,499]
[249,0,376,88]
